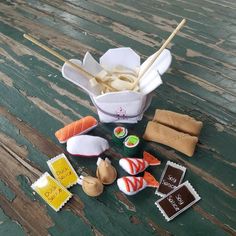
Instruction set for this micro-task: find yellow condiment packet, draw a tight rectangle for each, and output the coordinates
[47,153,78,188]
[31,172,72,211]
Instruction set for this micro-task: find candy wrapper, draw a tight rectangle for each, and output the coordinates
[117,171,159,195]
[119,151,161,175]
[47,153,78,188]
[155,181,201,221]
[31,172,72,211]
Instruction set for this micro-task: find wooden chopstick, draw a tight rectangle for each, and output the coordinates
[23,34,118,92]
[23,34,96,80]
[133,19,186,89]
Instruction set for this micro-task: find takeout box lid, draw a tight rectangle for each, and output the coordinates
[99,47,140,71]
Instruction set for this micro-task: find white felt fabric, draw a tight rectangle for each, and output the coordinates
[117,177,147,195]
[61,48,172,123]
[100,47,140,71]
[66,135,109,157]
[119,158,149,175]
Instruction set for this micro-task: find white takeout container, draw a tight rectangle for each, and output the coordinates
[62,48,171,123]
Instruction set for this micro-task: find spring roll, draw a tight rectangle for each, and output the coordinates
[143,121,198,157]
[153,110,203,136]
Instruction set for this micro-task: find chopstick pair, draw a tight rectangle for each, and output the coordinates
[23,19,186,92]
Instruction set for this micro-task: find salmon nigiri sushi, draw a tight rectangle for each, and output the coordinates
[55,116,98,143]
[119,151,161,175]
[117,171,159,195]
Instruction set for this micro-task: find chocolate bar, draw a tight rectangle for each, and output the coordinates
[155,181,201,221]
[156,161,186,196]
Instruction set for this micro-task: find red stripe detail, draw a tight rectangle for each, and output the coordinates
[123,177,144,192]
[125,158,146,174]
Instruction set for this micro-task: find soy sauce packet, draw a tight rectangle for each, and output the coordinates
[155,181,201,221]
[155,161,186,197]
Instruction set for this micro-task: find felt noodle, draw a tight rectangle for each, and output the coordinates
[143,121,198,157]
[47,153,78,188]
[31,172,72,212]
[55,116,98,143]
[153,110,203,136]
[95,66,139,92]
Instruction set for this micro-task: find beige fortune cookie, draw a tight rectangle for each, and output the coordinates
[78,175,104,197]
[96,157,117,185]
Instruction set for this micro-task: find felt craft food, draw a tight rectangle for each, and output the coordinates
[55,116,98,143]
[112,126,128,145]
[78,175,104,197]
[123,135,140,156]
[117,171,159,195]
[143,121,198,157]
[47,153,78,188]
[119,151,161,175]
[153,110,203,136]
[31,172,72,211]
[95,66,139,92]
[96,157,117,185]
[66,135,109,157]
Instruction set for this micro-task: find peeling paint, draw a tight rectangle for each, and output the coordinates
[0,180,16,201]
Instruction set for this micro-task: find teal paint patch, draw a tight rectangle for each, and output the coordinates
[0,180,16,201]
[0,208,25,236]
[16,176,94,236]
[16,175,36,201]
[0,115,49,171]
[48,211,93,236]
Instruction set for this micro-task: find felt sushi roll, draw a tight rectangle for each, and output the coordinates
[123,135,140,156]
[112,126,128,145]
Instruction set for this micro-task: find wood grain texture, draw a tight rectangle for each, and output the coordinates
[0,0,235,235]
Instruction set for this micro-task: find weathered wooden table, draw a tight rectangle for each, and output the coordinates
[0,0,235,235]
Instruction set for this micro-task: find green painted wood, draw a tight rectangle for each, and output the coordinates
[0,0,235,235]
[0,209,25,236]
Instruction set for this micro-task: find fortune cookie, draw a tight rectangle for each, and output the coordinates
[96,157,117,185]
[78,175,104,197]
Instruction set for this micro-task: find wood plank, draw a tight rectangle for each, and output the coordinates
[0,0,235,235]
